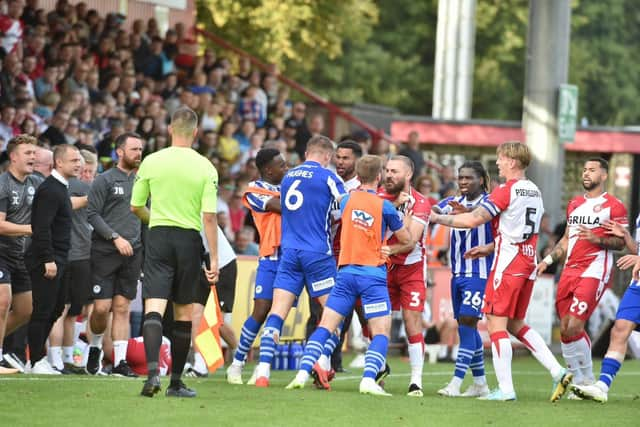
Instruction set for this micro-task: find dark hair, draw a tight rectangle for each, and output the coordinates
[115,131,142,149]
[336,140,363,158]
[255,148,281,173]
[458,160,490,192]
[586,157,609,172]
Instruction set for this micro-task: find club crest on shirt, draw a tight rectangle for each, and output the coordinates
[593,203,603,213]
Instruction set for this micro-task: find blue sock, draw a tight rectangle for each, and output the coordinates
[234,316,262,363]
[300,327,331,373]
[363,335,389,379]
[322,321,344,358]
[259,314,284,364]
[454,325,475,380]
[470,329,485,378]
[599,357,622,388]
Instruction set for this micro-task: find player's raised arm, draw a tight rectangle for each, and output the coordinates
[430,204,492,229]
[602,219,638,253]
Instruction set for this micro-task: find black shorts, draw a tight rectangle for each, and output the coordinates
[0,252,31,294]
[63,259,92,316]
[91,246,142,300]
[196,258,237,312]
[142,226,202,305]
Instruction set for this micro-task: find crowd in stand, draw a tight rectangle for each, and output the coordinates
[0,0,459,249]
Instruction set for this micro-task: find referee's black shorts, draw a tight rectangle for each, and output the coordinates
[195,257,237,312]
[142,226,202,304]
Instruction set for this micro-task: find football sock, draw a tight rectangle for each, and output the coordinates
[259,314,283,365]
[363,335,388,380]
[408,334,424,388]
[490,331,514,394]
[319,324,342,370]
[193,350,207,373]
[516,325,563,379]
[113,340,128,366]
[471,330,486,385]
[300,327,331,374]
[234,315,261,364]
[62,346,74,364]
[170,321,192,384]
[0,348,3,360]
[577,332,595,383]
[48,346,63,370]
[89,330,104,349]
[454,325,475,381]
[561,333,585,384]
[142,312,163,378]
[599,351,624,390]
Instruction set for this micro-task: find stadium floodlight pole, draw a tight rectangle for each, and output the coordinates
[523,0,572,224]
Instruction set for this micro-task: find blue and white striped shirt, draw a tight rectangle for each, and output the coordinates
[437,193,494,279]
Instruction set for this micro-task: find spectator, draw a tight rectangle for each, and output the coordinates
[39,108,69,147]
[398,131,425,177]
[415,174,440,206]
[0,0,26,59]
[233,226,259,256]
[0,105,16,148]
[291,101,310,159]
[228,189,247,235]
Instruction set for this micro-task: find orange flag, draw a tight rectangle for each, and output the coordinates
[194,285,224,373]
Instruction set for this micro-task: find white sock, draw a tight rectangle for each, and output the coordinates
[438,345,448,358]
[48,346,63,370]
[491,335,514,394]
[62,346,74,364]
[90,331,104,349]
[113,340,128,365]
[408,342,424,388]
[256,361,271,378]
[73,321,83,344]
[596,380,609,393]
[449,376,463,389]
[474,375,487,386]
[0,347,3,360]
[574,335,595,383]
[561,341,584,385]
[517,326,563,380]
[318,354,331,371]
[194,350,207,373]
[231,358,244,368]
[295,370,310,383]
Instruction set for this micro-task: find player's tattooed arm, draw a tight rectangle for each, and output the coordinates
[431,205,492,228]
[578,225,625,250]
[602,220,636,253]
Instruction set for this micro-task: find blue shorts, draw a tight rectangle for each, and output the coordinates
[616,281,640,331]
[451,276,486,319]
[326,271,391,320]
[274,249,337,298]
[254,258,278,300]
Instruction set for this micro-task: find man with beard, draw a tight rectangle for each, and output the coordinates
[377,155,431,397]
[86,133,144,377]
[430,142,571,402]
[537,158,626,397]
[434,161,493,398]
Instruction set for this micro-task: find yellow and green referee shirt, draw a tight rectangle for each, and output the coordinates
[131,146,218,231]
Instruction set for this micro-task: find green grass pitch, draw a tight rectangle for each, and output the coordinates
[1,356,639,426]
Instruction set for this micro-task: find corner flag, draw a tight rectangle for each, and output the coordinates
[194,285,224,373]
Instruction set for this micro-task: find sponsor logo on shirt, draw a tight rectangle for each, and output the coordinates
[351,209,374,228]
[567,215,600,226]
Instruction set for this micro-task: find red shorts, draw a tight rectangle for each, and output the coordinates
[387,262,426,312]
[482,271,534,319]
[556,275,606,321]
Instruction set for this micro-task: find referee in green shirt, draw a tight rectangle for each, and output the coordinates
[131,107,219,398]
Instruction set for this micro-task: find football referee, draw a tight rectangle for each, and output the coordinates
[131,107,219,398]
